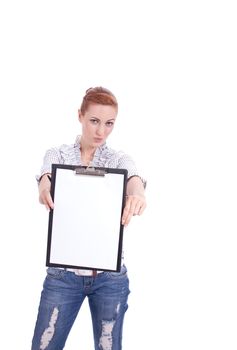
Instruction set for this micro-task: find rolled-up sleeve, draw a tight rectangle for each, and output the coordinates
[117,153,147,188]
[36,148,62,183]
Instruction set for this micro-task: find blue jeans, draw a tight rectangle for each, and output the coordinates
[31,265,130,350]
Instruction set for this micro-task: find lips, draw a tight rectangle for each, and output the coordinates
[94,138,103,143]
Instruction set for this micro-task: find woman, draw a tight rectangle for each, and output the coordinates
[32,87,146,350]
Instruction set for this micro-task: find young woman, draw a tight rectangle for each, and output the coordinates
[31,87,146,350]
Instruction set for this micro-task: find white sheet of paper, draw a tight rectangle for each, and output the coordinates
[49,168,125,270]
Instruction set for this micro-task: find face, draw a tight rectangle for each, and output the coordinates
[78,103,117,148]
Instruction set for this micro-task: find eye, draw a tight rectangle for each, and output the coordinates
[90,118,99,125]
[106,121,114,127]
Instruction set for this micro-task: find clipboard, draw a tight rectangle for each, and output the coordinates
[46,164,128,272]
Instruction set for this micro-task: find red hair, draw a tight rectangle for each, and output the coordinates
[80,87,118,114]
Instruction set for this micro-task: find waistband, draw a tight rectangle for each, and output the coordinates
[66,268,103,277]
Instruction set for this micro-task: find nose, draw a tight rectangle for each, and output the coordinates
[96,124,104,136]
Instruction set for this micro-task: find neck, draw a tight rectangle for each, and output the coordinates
[80,137,96,165]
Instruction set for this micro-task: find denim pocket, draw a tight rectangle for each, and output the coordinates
[46,267,66,279]
[106,265,128,279]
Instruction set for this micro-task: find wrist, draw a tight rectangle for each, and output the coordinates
[38,173,51,184]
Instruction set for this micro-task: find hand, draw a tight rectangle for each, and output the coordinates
[38,174,54,210]
[122,194,146,227]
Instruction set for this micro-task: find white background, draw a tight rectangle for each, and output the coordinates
[0,1,236,349]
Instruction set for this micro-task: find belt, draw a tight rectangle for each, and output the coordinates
[67,268,103,276]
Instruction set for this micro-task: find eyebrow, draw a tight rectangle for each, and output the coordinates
[90,116,116,121]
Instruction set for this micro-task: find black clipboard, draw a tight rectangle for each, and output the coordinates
[46,164,128,272]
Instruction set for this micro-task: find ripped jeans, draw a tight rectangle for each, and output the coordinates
[31,265,130,350]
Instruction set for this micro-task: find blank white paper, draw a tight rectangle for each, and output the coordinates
[48,167,125,271]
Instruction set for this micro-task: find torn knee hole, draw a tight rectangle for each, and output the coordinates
[40,307,59,350]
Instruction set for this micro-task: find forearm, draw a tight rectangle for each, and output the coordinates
[38,173,54,209]
[126,176,145,197]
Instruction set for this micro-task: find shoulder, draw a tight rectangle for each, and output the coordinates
[44,143,75,155]
[58,143,77,154]
[44,142,79,162]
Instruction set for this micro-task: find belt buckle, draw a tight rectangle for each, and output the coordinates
[92,269,97,277]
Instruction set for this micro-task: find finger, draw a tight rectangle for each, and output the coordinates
[133,201,142,215]
[137,201,147,215]
[129,196,146,216]
[121,197,133,224]
[45,192,54,209]
[40,190,54,210]
[123,211,133,227]
[126,196,139,213]
[44,204,50,211]
[122,200,140,226]
[121,204,131,225]
[122,197,141,225]
[122,196,146,226]
[39,196,50,210]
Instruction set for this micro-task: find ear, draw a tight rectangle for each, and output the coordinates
[78,109,82,123]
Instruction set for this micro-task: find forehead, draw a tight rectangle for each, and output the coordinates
[85,103,117,119]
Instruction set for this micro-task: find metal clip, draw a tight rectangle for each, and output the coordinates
[75,166,106,176]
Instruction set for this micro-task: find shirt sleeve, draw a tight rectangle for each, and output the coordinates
[35,147,62,183]
[117,153,147,188]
